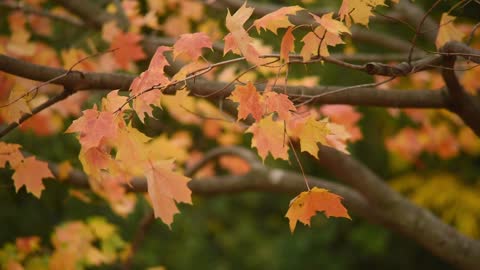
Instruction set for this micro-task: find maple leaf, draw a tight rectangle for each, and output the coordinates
[114,125,150,176]
[300,26,344,61]
[264,91,296,121]
[223,33,241,55]
[228,82,264,122]
[253,6,304,34]
[79,147,115,178]
[339,0,386,26]
[225,2,262,64]
[129,46,171,122]
[0,142,23,168]
[298,116,330,158]
[12,156,53,198]
[246,114,289,161]
[436,13,465,49]
[312,12,350,35]
[280,27,295,62]
[0,84,31,124]
[101,90,128,113]
[285,187,350,232]
[326,122,351,154]
[109,31,146,69]
[173,32,213,60]
[145,160,192,227]
[66,105,118,150]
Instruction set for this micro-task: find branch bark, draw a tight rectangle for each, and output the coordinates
[0,54,448,109]
[316,145,480,270]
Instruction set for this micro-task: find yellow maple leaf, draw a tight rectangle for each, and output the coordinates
[298,116,330,158]
[246,114,289,161]
[436,13,465,49]
[339,0,386,26]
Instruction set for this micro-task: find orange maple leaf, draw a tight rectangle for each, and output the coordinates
[173,32,213,60]
[66,105,118,150]
[228,82,264,122]
[285,187,350,232]
[246,114,289,161]
[280,26,295,62]
[0,142,23,168]
[12,156,53,198]
[300,26,344,61]
[312,12,350,35]
[264,91,296,121]
[109,31,146,69]
[145,160,192,227]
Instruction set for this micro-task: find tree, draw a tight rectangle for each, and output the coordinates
[0,0,480,269]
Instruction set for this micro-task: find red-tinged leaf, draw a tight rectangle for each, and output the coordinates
[312,12,350,35]
[131,79,163,123]
[228,82,264,122]
[264,91,296,121]
[339,0,386,26]
[326,122,351,154]
[246,114,289,161]
[12,156,53,198]
[285,187,350,232]
[66,106,118,150]
[280,27,295,62]
[436,13,465,49]
[223,33,240,55]
[145,160,192,227]
[173,32,213,60]
[320,105,362,142]
[254,6,304,34]
[109,32,146,69]
[148,46,172,74]
[0,142,23,168]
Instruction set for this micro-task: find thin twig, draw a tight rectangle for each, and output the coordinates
[0,89,76,138]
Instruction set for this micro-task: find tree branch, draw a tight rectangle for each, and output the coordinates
[315,145,480,270]
[0,89,76,138]
[441,42,480,136]
[0,54,448,109]
[0,1,85,27]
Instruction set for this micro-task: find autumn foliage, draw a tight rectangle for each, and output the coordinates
[1,0,480,269]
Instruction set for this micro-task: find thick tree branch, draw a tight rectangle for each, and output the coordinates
[52,0,113,28]
[315,145,480,270]
[441,42,480,136]
[0,1,84,27]
[0,54,448,109]
[0,89,76,138]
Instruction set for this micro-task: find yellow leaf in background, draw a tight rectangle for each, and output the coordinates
[391,173,480,237]
[436,13,465,49]
[57,161,73,181]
